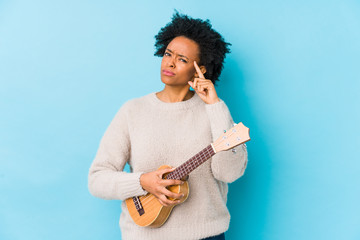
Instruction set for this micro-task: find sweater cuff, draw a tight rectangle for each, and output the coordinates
[205,100,233,140]
[118,171,148,198]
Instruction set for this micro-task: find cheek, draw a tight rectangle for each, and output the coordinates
[160,57,166,67]
[179,64,193,75]
[184,67,196,79]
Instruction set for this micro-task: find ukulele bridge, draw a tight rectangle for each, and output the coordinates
[132,196,145,216]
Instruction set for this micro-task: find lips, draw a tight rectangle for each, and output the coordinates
[162,69,175,76]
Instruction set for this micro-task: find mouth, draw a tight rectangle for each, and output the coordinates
[162,69,175,76]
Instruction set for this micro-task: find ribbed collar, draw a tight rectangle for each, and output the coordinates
[147,92,204,111]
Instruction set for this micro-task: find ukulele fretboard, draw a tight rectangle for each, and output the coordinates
[166,145,215,180]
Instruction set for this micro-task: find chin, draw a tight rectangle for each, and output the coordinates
[161,75,176,85]
[161,75,190,87]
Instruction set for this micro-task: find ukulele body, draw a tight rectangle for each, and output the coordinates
[125,165,189,228]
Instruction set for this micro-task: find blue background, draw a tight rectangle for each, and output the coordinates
[1,0,359,239]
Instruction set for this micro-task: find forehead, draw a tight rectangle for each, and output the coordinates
[166,36,200,60]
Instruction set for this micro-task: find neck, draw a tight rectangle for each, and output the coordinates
[157,85,194,103]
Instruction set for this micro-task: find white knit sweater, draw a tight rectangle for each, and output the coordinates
[88,92,248,240]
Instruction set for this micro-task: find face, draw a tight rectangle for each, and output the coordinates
[160,36,205,87]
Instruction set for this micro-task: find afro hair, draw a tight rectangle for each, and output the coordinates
[154,11,231,84]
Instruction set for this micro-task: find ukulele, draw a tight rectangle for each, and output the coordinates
[125,122,250,227]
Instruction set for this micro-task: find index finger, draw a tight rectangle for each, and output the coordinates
[194,61,205,79]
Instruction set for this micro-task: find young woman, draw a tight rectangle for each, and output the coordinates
[88,12,248,240]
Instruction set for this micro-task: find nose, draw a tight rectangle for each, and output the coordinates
[167,56,175,68]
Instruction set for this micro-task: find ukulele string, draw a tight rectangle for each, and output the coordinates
[138,194,156,206]
[137,168,183,204]
[137,149,211,206]
[138,173,185,206]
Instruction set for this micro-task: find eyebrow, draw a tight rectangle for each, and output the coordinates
[166,49,189,60]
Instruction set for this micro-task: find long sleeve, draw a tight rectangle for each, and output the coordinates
[205,100,248,183]
[88,104,148,200]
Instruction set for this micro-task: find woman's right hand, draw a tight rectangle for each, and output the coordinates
[140,167,184,207]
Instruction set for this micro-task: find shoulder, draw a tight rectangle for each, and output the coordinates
[118,93,155,114]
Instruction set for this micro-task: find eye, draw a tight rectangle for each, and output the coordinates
[164,52,171,57]
[179,58,188,63]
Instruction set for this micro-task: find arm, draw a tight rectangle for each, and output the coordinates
[206,100,248,183]
[88,104,147,200]
[189,61,248,183]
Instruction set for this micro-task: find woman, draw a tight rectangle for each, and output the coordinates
[88,12,248,240]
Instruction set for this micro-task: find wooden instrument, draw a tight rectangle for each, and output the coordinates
[125,122,250,227]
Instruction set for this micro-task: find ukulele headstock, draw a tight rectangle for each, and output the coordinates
[212,122,250,152]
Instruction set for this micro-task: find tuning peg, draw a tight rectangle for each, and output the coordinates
[223,130,226,133]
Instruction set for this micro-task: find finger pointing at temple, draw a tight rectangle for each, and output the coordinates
[194,61,205,79]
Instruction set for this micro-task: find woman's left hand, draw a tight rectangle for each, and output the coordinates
[188,61,220,104]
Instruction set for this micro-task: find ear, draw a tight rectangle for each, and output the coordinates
[194,66,207,78]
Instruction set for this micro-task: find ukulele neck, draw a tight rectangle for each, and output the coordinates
[166,145,216,180]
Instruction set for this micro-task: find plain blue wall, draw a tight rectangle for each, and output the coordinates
[1,0,359,239]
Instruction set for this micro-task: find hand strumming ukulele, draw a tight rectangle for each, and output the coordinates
[125,122,251,227]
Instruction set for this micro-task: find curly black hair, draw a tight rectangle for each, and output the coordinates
[154,11,231,84]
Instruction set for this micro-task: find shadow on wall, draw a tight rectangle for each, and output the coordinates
[217,57,273,239]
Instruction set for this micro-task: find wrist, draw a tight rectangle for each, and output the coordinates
[207,97,220,104]
[139,173,146,191]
